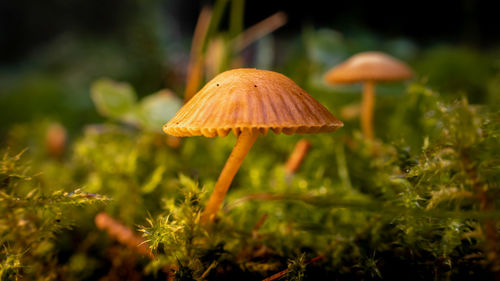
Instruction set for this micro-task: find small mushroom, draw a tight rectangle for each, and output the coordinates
[164,68,343,224]
[324,51,412,139]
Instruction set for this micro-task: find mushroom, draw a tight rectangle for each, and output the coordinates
[163,68,343,224]
[324,51,412,139]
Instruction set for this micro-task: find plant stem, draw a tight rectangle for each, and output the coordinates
[361,80,375,139]
[229,0,245,39]
[95,212,153,258]
[284,139,311,175]
[252,213,269,239]
[184,6,212,103]
[201,129,259,224]
[335,141,352,190]
[233,11,287,52]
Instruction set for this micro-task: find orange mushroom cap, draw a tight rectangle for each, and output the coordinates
[164,68,343,137]
[324,51,413,84]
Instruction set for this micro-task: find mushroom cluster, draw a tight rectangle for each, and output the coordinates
[163,68,343,224]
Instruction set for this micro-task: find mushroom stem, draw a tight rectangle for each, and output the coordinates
[361,80,375,139]
[201,129,259,224]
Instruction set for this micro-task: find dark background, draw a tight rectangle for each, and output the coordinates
[0,0,498,135]
[1,0,499,64]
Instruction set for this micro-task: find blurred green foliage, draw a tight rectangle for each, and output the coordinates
[90,78,182,132]
[414,46,498,103]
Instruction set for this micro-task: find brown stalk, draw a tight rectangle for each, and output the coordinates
[204,36,226,79]
[233,11,287,52]
[96,213,179,279]
[95,212,153,259]
[184,6,212,103]
[284,139,311,175]
[252,213,269,239]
